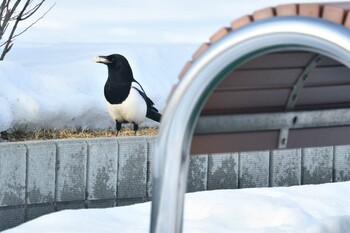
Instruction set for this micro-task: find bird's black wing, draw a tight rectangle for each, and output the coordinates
[132,86,156,109]
[133,86,161,122]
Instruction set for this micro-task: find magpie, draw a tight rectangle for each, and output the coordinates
[93,54,161,135]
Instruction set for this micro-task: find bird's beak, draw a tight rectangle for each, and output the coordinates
[93,55,111,64]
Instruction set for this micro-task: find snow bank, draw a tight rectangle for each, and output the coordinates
[0,0,341,132]
[0,42,197,131]
[5,181,350,233]
[0,59,109,131]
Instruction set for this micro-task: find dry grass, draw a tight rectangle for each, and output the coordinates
[2,127,159,142]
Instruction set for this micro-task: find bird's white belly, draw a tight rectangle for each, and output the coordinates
[106,88,147,124]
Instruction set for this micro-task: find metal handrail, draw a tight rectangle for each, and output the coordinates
[150,16,350,233]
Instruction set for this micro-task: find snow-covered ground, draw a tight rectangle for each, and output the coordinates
[0,42,196,131]
[0,0,342,132]
[2,0,350,232]
[5,181,350,233]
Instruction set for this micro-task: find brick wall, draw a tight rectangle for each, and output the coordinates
[1,137,350,231]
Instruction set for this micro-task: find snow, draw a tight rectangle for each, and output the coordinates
[1,42,196,131]
[0,0,344,132]
[2,0,350,232]
[5,181,350,233]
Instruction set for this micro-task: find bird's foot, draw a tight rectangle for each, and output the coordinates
[115,121,121,137]
[133,122,139,136]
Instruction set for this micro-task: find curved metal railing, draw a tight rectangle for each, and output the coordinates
[150,16,350,233]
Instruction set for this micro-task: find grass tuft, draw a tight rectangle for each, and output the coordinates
[1,127,158,142]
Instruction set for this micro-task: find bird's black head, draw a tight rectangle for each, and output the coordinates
[94,54,134,83]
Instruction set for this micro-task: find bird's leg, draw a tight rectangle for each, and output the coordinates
[115,121,121,136]
[133,122,139,135]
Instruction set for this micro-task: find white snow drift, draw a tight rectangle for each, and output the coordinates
[5,181,350,233]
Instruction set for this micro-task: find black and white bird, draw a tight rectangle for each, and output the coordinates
[93,54,161,134]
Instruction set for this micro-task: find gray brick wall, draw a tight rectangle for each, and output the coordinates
[0,143,26,207]
[56,140,87,202]
[26,141,56,205]
[334,145,350,182]
[117,137,147,199]
[302,147,333,184]
[270,149,301,186]
[239,151,270,188]
[1,137,350,231]
[187,154,208,192]
[208,153,239,190]
[87,138,118,201]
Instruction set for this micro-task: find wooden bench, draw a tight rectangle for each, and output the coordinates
[181,3,350,154]
[151,2,350,233]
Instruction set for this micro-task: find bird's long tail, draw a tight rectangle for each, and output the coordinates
[147,107,162,123]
